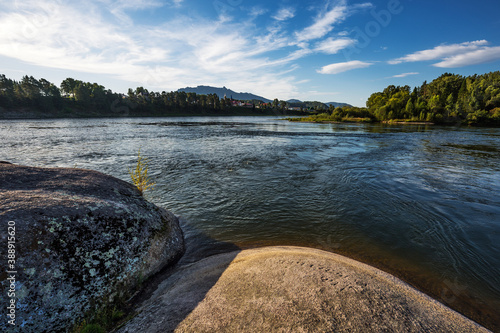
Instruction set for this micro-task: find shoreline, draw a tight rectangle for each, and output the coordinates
[2,112,498,127]
[0,106,304,120]
[287,118,437,126]
[381,120,435,125]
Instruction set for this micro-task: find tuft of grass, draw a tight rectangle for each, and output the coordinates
[80,324,105,333]
[128,148,155,195]
[72,303,131,333]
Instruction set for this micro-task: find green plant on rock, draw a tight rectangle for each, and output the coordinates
[129,149,155,195]
[80,323,105,333]
[72,301,130,333]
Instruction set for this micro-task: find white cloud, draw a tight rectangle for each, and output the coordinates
[391,72,419,78]
[318,60,373,74]
[295,2,348,41]
[315,37,356,54]
[433,46,500,67]
[388,40,489,64]
[295,79,311,84]
[250,7,268,18]
[350,2,373,10]
[388,40,500,68]
[102,0,166,22]
[273,7,295,21]
[0,0,383,100]
[0,0,307,99]
[111,0,165,10]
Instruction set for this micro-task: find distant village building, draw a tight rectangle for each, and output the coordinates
[228,99,253,108]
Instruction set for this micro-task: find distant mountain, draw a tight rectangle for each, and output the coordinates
[326,102,352,108]
[177,86,352,107]
[178,85,271,103]
[287,99,352,108]
[287,100,353,109]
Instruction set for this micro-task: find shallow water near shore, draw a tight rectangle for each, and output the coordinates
[1,116,499,330]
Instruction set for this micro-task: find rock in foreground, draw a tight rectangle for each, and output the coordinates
[0,163,184,332]
[120,246,489,333]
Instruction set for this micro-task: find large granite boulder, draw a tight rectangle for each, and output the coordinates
[0,162,184,332]
[119,247,490,332]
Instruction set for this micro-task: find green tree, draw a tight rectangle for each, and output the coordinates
[272,98,279,110]
[279,100,287,111]
[61,78,78,97]
[405,98,415,118]
[0,74,15,107]
[445,93,454,118]
[74,82,91,106]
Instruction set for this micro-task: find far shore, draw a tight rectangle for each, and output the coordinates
[286,117,438,126]
[0,106,303,120]
[382,120,435,125]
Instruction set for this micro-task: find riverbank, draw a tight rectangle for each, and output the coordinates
[118,246,490,332]
[286,113,499,127]
[287,116,449,126]
[286,115,375,123]
[381,120,435,125]
[0,106,305,120]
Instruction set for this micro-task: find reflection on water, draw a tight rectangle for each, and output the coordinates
[1,117,499,330]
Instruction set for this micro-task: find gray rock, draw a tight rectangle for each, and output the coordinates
[0,163,184,332]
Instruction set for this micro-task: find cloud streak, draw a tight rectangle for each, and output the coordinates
[388,40,500,68]
[388,40,489,64]
[315,37,356,54]
[434,46,500,68]
[295,1,348,41]
[318,60,373,74]
[391,72,419,78]
[273,7,295,21]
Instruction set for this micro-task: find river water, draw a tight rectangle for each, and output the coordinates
[1,116,499,330]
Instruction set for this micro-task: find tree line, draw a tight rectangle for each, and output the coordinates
[367,71,500,125]
[1,71,500,125]
[0,75,124,114]
[290,71,500,126]
[0,75,288,117]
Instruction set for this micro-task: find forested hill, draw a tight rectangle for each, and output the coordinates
[366,71,500,125]
[290,71,500,126]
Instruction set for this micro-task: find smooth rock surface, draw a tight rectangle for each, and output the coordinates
[120,246,490,333]
[0,163,184,332]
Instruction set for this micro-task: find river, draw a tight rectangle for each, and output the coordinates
[1,116,499,330]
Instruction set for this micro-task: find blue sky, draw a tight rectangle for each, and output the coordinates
[1,0,499,106]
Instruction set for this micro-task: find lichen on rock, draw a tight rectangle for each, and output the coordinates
[0,163,185,332]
